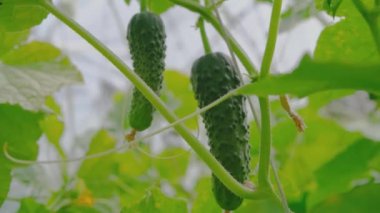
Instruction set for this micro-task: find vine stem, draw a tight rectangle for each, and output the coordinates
[257,0,282,188]
[198,18,212,54]
[37,0,264,200]
[211,1,261,129]
[4,87,241,164]
[168,0,258,77]
[140,0,147,12]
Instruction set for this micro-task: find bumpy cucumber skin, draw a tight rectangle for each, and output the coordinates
[127,12,166,131]
[191,52,250,210]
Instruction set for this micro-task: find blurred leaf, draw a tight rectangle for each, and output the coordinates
[122,188,187,212]
[57,205,100,213]
[288,193,307,213]
[238,56,380,97]
[323,0,343,16]
[279,3,314,33]
[40,114,65,157]
[78,130,119,198]
[19,198,51,213]
[0,41,82,111]
[124,0,131,5]
[369,93,380,108]
[1,41,62,65]
[276,111,361,201]
[0,104,43,206]
[0,157,11,207]
[45,96,62,115]
[0,0,49,32]
[310,183,380,213]
[307,90,354,110]
[191,177,219,213]
[0,30,29,56]
[235,192,282,213]
[79,130,153,203]
[163,70,198,129]
[308,139,380,208]
[117,147,152,177]
[314,0,379,63]
[147,0,174,14]
[153,147,191,182]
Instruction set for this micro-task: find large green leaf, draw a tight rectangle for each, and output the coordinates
[0,104,44,206]
[122,188,187,212]
[238,56,380,97]
[272,107,362,202]
[0,0,48,32]
[310,183,380,213]
[308,139,380,209]
[314,0,379,63]
[0,41,82,111]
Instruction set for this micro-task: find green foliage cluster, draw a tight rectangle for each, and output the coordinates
[0,0,379,212]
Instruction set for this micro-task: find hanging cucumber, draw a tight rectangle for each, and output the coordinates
[127,11,166,131]
[191,52,250,211]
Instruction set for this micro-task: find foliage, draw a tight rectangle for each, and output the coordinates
[0,0,379,212]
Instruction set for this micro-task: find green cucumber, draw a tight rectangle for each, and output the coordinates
[191,52,250,210]
[127,11,166,131]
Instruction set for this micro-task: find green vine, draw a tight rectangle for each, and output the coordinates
[36,0,266,200]
[140,0,147,12]
[168,0,258,77]
[257,0,282,188]
[197,18,212,54]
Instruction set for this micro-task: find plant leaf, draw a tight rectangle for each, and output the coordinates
[310,183,380,212]
[0,0,49,32]
[238,56,380,97]
[147,0,174,14]
[0,30,29,56]
[122,188,187,212]
[308,138,380,209]
[323,0,343,16]
[163,70,198,129]
[314,0,379,63]
[0,104,44,206]
[0,41,82,111]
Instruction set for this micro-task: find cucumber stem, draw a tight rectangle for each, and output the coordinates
[37,0,264,200]
[140,0,147,12]
[198,18,212,54]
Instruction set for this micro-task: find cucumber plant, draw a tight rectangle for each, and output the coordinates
[6,0,380,212]
[191,52,251,210]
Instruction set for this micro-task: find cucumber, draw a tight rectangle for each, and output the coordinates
[191,52,250,210]
[127,12,166,131]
